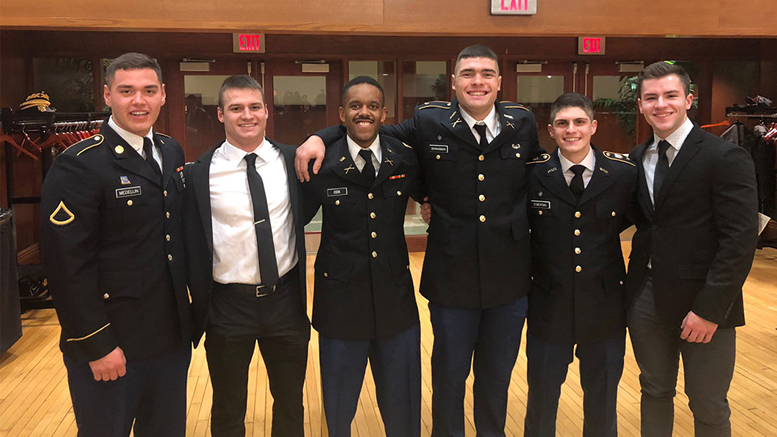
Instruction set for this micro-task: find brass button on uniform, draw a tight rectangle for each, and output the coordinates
[371,232,377,239]
[574,211,581,218]
[166,212,170,219]
[103,293,109,300]
[370,212,376,219]
[611,211,617,217]
[163,190,168,197]
[479,194,485,202]
[478,174,485,181]
[397,190,402,196]
[619,280,624,285]
[166,234,171,241]
[372,251,378,258]
[479,215,486,223]
[574,229,581,236]
[515,152,521,158]
[436,155,441,160]
[538,210,543,216]
[368,193,374,200]
[126,200,133,206]
[324,273,329,278]
[575,247,582,255]
[167,254,173,261]
[478,154,485,161]
[575,265,582,273]
[335,200,341,206]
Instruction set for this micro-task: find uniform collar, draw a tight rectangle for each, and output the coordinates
[108,116,154,156]
[558,146,595,174]
[460,105,498,138]
[346,134,382,163]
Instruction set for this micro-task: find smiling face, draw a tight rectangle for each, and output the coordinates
[638,74,693,139]
[339,83,386,148]
[217,87,268,152]
[452,56,502,120]
[103,68,166,137]
[549,106,597,163]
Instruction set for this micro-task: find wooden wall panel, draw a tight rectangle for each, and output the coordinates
[1,0,776,37]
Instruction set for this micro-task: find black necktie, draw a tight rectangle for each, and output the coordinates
[473,123,488,149]
[569,164,586,201]
[359,149,376,185]
[653,140,671,206]
[244,153,279,290]
[142,137,162,180]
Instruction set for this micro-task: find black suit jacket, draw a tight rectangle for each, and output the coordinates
[40,125,189,362]
[183,140,308,347]
[317,99,543,309]
[302,135,421,340]
[527,147,636,343]
[626,125,758,328]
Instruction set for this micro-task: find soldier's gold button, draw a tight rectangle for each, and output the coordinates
[619,280,624,285]
[479,194,485,202]
[538,210,543,216]
[478,154,485,161]
[324,273,329,278]
[575,211,581,218]
[166,234,171,241]
[611,211,617,217]
[574,229,581,236]
[397,190,402,196]
[479,215,486,223]
[371,232,377,239]
[575,265,582,273]
[478,174,485,181]
[164,190,168,197]
[114,145,124,154]
[103,293,109,299]
[166,212,171,219]
[436,155,441,160]
[368,193,374,200]
[406,265,410,270]
[372,251,378,258]
[127,200,133,206]
[168,254,173,261]
[575,247,582,255]
[370,212,376,219]
[335,200,341,206]
[515,152,521,158]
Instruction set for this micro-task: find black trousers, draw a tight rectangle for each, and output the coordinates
[205,266,310,437]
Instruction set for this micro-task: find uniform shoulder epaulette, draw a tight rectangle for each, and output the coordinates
[419,101,451,110]
[527,153,551,165]
[156,132,172,138]
[602,151,636,166]
[63,133,105,157]
[501,101,531,111]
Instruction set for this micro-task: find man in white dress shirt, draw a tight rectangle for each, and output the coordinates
[182,75,309,437]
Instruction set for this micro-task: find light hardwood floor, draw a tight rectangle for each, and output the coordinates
[2,245,777,436]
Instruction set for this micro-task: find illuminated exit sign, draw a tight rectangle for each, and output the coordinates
[490,0,537,15]
[578,37,606,55]
[233,33,265,53]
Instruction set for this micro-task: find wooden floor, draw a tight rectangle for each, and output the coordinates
[2,246,777,436]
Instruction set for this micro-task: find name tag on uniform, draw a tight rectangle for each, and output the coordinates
[327,187,348,197]
[429,144,449,154]
[531,200,551,209]
[116,186,142,198]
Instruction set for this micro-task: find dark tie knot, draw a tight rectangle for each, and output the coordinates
[570,164,586,176]
[244,153,258,167]
[358,149,373,162]
[657,140,671,157]
[142,137,154,158]
[473,123,487,137]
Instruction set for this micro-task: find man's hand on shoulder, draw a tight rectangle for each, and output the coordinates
[295,136,326,182]
[88,347,127,381]
[680,311,718,343]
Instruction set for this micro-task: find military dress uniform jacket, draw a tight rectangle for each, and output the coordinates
[40,125,189,363]
[302,135,421,340]
[318,99,542,309]
[182,141,308,347]
[526,147,636,344]
[626,125,758,328]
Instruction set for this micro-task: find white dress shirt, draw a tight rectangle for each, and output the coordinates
[347,134,382,176]
[558,146,596,189]
[460,105,500,144]
[643,117,694,205]
[209,139,297,285]
[108,116,163,170]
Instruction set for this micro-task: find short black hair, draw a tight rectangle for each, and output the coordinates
[341,76,385,106]
[455,45,500,75]
[549,92,595,123]
[105,53,162,87]
[218,75,265,110]
[637,61,692,97]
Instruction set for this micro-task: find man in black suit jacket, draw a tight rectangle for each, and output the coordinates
[40,53,191,437]
[182,75,309,437]
[296,45,543,436]
[626,62,758,437]
[302,76,423,437]
[523,93,636,437]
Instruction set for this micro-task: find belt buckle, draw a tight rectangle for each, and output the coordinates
[255,285,269,298]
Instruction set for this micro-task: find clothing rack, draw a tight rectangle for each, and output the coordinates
[725,106,777,119]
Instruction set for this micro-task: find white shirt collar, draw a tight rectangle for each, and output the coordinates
[108,116,153,156]
[347,134,382,164]
[651,117,693,152]
[460,105,499,137]
[220,138,272,167]
[558,146,596,174]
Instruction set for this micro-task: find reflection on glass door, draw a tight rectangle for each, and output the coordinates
[589,71,640,154]
[272,76,328,146]
[517,75,565,151]
[183,75,228,160]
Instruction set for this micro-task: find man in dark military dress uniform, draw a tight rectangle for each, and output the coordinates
[39,53,191,437]
[297,45,543,437]
[301,76,422,437]
[523,93,636,437]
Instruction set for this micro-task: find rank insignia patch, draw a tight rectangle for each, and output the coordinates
[49,201,75,226]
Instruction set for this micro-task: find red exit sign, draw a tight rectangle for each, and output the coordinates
[233,33,265,53]
[578,37,606,55]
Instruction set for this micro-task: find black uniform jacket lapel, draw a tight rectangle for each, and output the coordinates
[103,125,162,187]
[440,98,479,148]
[191,144,220,254]
[578,146,615,205]
[373,137,405,187]
[330,137,372,188]
[654,126,703,213]
[482,101,521,155]
[539,151,577,206]
[631,139,654,221]
[155,133,176,188]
